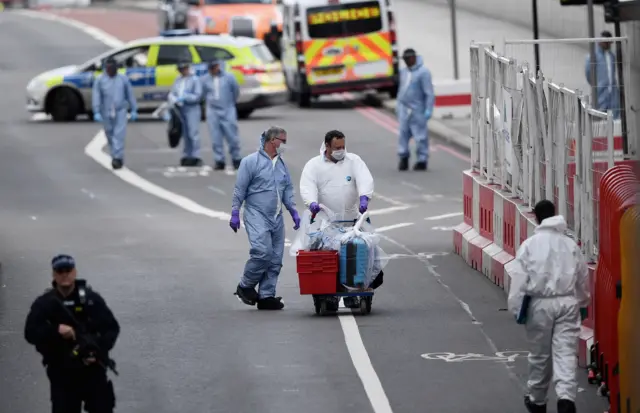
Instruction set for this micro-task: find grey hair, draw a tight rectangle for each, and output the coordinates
[263,126,286,142]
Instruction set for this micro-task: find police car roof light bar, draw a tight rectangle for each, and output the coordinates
[159,29,196,37]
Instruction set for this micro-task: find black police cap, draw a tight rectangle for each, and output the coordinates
[51,254,76,272]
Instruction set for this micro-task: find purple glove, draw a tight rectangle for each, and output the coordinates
[359,196,369,213]
[309,202,321,215]
[291,210,301,230]
[229,210,240,233]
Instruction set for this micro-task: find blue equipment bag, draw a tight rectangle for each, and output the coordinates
[340,237,369,287]
[516,294,532,324]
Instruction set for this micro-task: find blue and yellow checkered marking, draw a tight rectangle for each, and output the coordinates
[62,68,158,89]
[59,64,216,102]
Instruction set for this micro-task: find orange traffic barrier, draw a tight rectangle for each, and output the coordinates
[619,204,640,413]
[594,164,638,413]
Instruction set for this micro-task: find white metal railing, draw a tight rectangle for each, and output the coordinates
[469,44,618,262]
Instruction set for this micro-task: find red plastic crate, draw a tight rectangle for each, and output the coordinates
[298,271,338,295]
[296,251,339,295]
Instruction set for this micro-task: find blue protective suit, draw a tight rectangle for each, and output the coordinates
[201,66,241,163]
[396,56,435,162]
[168,74,203,159]
[232,146,296,299]
[92,74,137,160]
[585,45,620,118]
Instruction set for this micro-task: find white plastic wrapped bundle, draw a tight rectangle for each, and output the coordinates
[289,205,389,288]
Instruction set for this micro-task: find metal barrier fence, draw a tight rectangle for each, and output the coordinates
[469,38,639,413]
[469,42,623,262]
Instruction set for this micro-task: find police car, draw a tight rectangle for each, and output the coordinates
[25,29,288,121]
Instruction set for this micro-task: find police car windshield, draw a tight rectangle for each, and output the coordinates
[204,0,272,4]
[306,1,382,39]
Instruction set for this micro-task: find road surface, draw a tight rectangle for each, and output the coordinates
[0,9,607,413]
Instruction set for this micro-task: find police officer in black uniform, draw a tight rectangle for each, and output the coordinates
[24,254,121,413]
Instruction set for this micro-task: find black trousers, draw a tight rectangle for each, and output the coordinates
[47,364,115,413]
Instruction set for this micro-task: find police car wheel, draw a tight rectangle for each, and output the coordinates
[48,88,80,122]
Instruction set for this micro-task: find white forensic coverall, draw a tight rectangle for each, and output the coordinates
[507,215,590,405]
[299,143,374,220]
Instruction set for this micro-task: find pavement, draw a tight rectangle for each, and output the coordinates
[0,7,609,413]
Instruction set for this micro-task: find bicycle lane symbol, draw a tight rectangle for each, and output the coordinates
[420,351,530,363]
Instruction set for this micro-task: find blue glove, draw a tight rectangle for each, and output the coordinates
[162,111,171,122]
[229,210,240,233]
[130,110,138,121]
[309,202,321,215]
[291,210,301,230]
[94,113,102,122]
[359,196,369,214]
[176,96,185,103]
[424,108,433,120]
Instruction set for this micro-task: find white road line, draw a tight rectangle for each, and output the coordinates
[372,193,406,207]
[207,186,226,196]
[400,181,422,191]
[368,205,411,216]
[86,132,232,221]
[21,11,394,412]
[339,316,394,413]
[375,223,414,233]
[30,113,51,122]
[81,188,96,199]
[431,226,457,231]
[424,212,463,221]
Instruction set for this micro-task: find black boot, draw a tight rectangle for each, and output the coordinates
[557,399,576,413]
[111,159,123,170]
[398,157,409,171]
[524,396,547,413]
[257,297,285,310]
[232,159,242,170]
[180,157,190,167]
[214,161,225,171]
[235,284,258,306]
[191,158,203,167]
[413,161,428,171]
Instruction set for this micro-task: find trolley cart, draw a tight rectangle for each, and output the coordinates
[295,208,376,316]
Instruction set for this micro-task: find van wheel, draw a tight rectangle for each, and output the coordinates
[298,91,311,108]
[386,82,398,99]
[238,109,253,119]
[297,77,311,108]
[48,88,81,122]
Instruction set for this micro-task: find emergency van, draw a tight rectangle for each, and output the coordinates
[280,0,399,107]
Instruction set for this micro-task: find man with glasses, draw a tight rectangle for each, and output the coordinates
[24,254,120,413]
[230,126,301,310]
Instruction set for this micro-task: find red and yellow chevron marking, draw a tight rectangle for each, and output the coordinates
[303,32,392,84]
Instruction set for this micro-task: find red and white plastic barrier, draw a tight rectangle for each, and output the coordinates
[453,170,596,368]
[432,79,471,119]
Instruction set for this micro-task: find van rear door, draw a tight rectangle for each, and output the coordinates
[304,0,390,85]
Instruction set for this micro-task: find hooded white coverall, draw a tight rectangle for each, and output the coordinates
[507,215,590,405]
[299,143,374,220]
